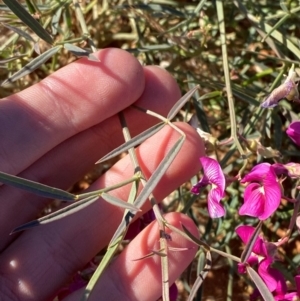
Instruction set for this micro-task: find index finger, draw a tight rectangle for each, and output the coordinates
[0,48,145,175]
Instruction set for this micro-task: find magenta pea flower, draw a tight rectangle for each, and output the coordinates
[237,226,299,300]
[236,226,286,298]
[239,163,281,220]
[286,121,300,147]
[191,157,225,218]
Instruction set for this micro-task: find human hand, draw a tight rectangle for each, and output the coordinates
[0,48,204,301]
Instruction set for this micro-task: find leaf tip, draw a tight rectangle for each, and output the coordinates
[11,220,40,234]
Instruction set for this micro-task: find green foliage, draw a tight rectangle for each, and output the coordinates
[1,0,300,300]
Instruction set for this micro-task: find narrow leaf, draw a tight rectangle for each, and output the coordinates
[126,44,173,53]
[167,86,199,120]
[51,7,62,35]
[81,181,140,301]
[96,122,164,163]
[247,13,300,59]
[134,136,184,209]
[133,249,167,261]
[2,0,53,44]
[64,43,99,61]
[0,54,26,63]
[12,196,98,233]
[1,22,36,42]
[2,45,61,85]
[117,4,185,17]
[101,192,140,211]
[261,14,290,44]
[0,171,75,201]
[180,223,210,249]
[110,136,185,244]
[241,221,262,263]
[187,251,212,301]
[247,266,275,301]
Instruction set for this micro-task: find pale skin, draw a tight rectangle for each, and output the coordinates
[0,48,205,301]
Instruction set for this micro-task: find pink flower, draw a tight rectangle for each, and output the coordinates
[286,121,300,146]
[191,157,225,218]
[239,163,281,220]
[236,226,293,300]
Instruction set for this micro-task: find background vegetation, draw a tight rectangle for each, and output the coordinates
[1,0,300,300]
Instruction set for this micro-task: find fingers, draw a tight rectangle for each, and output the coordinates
[0,48,145,175]
[64,212,199,301]
[0,123,204,301]
[0,65,181,250]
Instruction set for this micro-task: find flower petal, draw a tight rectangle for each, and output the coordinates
[259,178,281,220]
[207,188,225,218]
[287,121,300,146]
[235,225,267,256]
[191,175,210,195]
[241,163,272,183]
[258,258,280,292]
[239,183,265,218]
[200,157,225,192]
[236,225,255,244]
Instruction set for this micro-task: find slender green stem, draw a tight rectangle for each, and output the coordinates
[225,245,234,301]
[216,0,245,158]
[72,0,96,52]
[210,246,241,262]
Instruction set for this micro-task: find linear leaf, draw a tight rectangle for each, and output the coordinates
[167,86,199,120]
[101,192,140,211]
[110,136,185,244]
[51,6,62,35]
[261,14,290,44]
[134,137,185,208]
[132,135,184,210]
[187,251,212,301]
[81,181,139,301]
[0,171,75,201]
[2,45,61,85]
[180,223,210,249]
[11,196,98,233]
[247,266,275,301]
[126,44,173,53]
[1,22,36,42]
[117,4,185,17]
[245,12,300,59]
[64,43,99,61]
[2,0,53,44]
[96,122,164,163]
[241,221,262,263]
[0,54,26,63]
